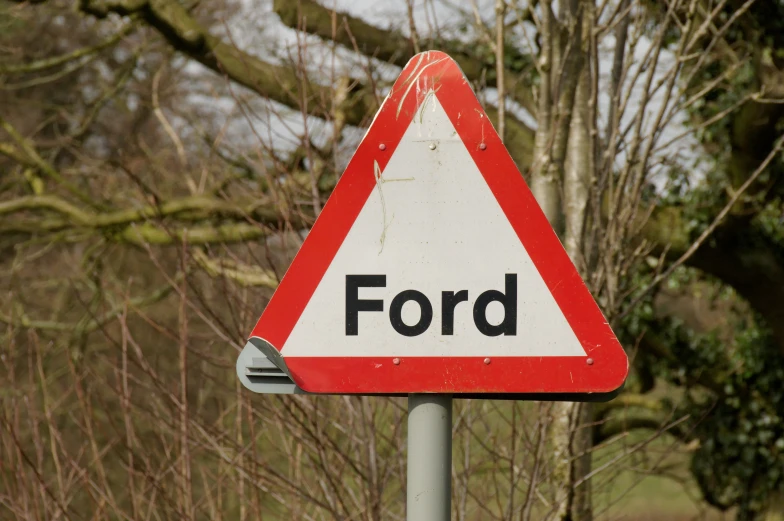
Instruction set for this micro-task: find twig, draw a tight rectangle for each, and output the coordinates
[620,133,784,319]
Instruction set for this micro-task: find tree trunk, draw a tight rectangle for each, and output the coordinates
[534,1,595,519]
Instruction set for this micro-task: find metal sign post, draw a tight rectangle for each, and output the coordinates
[407,394,452,521]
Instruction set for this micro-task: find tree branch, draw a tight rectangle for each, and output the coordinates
[0,116,97,207]
[10,0,536,170]
[593,394,691,445]
[272,0,536,115]
[630,132,784,326]
[66,0,378,126]
[0,20,137,74]
[0,281,176,334]
[683,219,784,354]
[0,194,309,231]
[643,199,784,354]
[192,250,279,288]
[118,222,271,246]
[593,414,690,445]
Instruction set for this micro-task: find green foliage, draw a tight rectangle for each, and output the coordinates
[756,199,784,247]
[687,58,756,145]
[621,268,726,389]
[689,321,784,519]
[621,253,784,518]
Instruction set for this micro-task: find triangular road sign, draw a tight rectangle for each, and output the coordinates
[239,51,628,396]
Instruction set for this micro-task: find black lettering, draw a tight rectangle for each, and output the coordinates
[441,290,468,335]
[346,275,386,335]
[389,290,433,337]
[473,274,517,336]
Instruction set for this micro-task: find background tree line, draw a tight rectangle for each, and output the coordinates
[1,0,783,520]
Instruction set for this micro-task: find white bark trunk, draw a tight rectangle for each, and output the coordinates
[549,1,595,519]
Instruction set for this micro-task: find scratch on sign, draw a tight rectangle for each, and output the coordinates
[374,160,414,254]
[396,58,447,119]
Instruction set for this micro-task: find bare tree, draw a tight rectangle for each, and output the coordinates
[1,1,783,520]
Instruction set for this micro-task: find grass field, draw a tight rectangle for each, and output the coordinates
[592,432,731,521]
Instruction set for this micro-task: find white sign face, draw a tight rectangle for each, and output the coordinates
[283,94,585,358]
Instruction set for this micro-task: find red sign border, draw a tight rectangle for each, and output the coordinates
[249,50,628,395]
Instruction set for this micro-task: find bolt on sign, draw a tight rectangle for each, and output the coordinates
[237,51,628,399]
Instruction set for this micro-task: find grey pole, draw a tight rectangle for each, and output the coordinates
[407,394,453,521]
